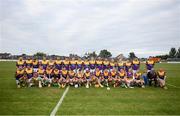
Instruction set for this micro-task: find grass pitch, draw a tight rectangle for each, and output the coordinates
[0,61,180,115]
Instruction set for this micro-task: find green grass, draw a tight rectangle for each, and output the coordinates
[0,62,65,115]
[0,62,180,115]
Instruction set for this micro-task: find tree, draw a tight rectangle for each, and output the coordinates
[169,48,177,58]
[176,47,180,58]
[155,54,169,60]
[99,49,112,58]
[33,52,46,59]
[129,52,137,59]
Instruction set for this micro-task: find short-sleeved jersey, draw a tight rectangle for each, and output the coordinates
[118,71,126,79]
[25,68,33,74]
[111,70,117,77]
[16,60,25,67]
[157,71,165,79]
[26,59,33,66]
[132,60,140,70]
[146,60,154,70]
[95,70,101,77]
[53,69,60,75]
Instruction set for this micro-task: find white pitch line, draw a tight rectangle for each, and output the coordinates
[167,83,180,89]
[50,86,70,116]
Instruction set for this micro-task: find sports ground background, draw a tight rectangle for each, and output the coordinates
[0,61,180,115]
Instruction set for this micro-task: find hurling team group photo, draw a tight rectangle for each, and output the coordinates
[1,0,180,115]
[15,57,166,89]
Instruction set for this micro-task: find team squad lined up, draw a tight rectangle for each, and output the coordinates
[15,57,167,89]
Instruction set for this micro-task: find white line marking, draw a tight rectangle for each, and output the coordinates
[50,86,70,116]
[167,83,180,88]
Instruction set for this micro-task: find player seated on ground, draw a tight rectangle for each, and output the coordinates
[134,72,145,88]
[110,68,117,87]
[84,69,91,88]
[16,57,25,68]
[73,70,80,88]
[94,68,104,88]
[59,67,68,88]
[67,69,75,86]
[51,68,60,87]
[118,69,127,88]
[30,72,43,88]
[103,69,110,87]
[125,69,134,88]
[42,74,50,87]
[147,69,158,87]
[76,69,85,87]
[19,74,29,88]
[51,75,60,87]
[157,68,167,89]
[15,66,25,88]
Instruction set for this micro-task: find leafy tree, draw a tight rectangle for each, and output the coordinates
[155,54,169,60]
[99,49,112,58]
[176,47,180,58]
[33,52,46,59]
[169,48,177,58]
[129,52,137,59]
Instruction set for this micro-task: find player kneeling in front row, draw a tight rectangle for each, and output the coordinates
[134,72,145,88]
[157,69,167,89]
[110,68,117,87]
[59,67,68,88]
[76,69,85,87]
[118,69,127,88]
[94,68,104,88]
[15,66,25,88]
[126,69,134,88]
[19,74,29,88]
[84,69,91,88]
[67,69,75,86]
[103,69,110,87]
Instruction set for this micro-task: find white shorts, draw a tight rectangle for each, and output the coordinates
[33,68,38,72]
[133,70,137,74]
[90,69,95,73]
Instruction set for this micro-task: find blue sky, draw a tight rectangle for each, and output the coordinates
[0,0,180,57]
